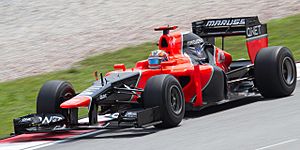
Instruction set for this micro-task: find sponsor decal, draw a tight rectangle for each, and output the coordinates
[99,94,107,100]
[79,85,102,96]
[41,116,63,125]
[246,25,262,37]
[206,18,246,27]
[20,116,42,124]
[19,115,63,125]
[187,38,203,46]
[124,112,137,118]
[20,117,37,123]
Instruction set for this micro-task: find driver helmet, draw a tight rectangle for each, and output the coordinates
[188,41,205,58]
[148,50,169,69]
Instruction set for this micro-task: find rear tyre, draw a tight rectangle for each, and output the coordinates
[36,80,78,124]
[143,74,185,128]
[254,46,296,98]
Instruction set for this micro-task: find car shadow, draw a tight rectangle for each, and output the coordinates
[257,94,296,101]
[59,127,160,143]
[184,96,262,119]
[62,95,267,142]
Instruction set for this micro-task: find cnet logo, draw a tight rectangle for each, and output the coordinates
[246,25,262,37]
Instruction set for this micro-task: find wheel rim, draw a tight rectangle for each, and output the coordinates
[169,85,183,115]
[281,57,295,85]
[63,92,74,100]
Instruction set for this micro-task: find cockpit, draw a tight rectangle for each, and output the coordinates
[182,33,209,65]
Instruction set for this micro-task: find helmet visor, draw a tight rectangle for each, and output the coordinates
[148,57,162,65]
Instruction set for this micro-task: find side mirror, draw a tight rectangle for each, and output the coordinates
[114,64,126,71]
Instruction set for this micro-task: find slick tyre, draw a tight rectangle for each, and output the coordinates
[254,46,296,98]
[36,80,78,123]
[144,74,185,128]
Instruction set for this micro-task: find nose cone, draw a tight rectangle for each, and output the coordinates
[60,96,91,108]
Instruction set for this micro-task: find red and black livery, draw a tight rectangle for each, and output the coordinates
[13,16,296,135]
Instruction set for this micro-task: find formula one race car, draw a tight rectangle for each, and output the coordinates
[13,16,297,135]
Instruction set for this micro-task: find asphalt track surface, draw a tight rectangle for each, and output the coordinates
[39,82,300,149]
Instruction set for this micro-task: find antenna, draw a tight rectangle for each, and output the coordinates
[100,72,104,86]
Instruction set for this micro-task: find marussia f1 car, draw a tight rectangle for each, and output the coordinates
[13,16,297,135]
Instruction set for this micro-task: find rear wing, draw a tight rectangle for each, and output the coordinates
[192,16,268,63]
[192,16,267,39]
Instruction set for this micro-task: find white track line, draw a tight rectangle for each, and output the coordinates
[297,63,300,80]
[22,116,110,150]
[0,141,49,150]
[255,139,298,150]
[24,128,111,150]
[0,115,110,150]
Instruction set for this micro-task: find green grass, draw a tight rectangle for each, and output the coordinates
[1,14,300,137]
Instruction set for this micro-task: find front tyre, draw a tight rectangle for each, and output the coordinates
[254,46,297,98]
[36,80,78,124]
[143,74,185,128]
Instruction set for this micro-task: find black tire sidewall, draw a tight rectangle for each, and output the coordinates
[37,80,75,115]
[254,46,296,98]
[144,75,185,128]
[276,48,296,94]
[161,76,185,126]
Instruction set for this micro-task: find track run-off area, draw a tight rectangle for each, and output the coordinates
[0,63,300,150]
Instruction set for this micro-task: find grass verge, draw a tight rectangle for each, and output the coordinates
[0,14,300,137]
